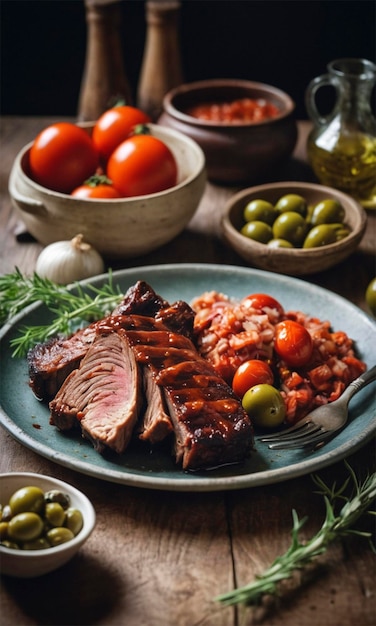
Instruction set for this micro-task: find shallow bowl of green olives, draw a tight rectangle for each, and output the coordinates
[0,472,96,578]
[221,181,367,275]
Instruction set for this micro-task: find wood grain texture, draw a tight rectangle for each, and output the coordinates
[1,117,375,626]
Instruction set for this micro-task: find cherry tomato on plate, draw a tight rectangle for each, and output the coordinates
[92,105,151,163]
[232,359,274,398]
[242,384,286,428]
[71,175,121,199]
[274,319,313,368]
[107,134,178,197]
[242,293,285,317]
[29,123,99,194]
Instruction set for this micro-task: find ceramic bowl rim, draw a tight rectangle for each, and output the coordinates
[162,78,296,128]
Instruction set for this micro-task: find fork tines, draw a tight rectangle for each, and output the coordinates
[259,420,328,450]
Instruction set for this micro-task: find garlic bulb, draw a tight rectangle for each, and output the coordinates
[35,234,105,285]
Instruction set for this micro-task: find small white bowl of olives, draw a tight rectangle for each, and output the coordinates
[221,181,367,275]
[0,472,96,578]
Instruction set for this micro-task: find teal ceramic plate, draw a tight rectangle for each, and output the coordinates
[1,264,375,491]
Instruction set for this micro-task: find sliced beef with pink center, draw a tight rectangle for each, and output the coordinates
[49,331,142,454]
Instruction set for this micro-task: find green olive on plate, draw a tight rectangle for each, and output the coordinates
[242,383,286,428]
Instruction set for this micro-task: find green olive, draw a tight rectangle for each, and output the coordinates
[45,502,66,528]
[0,521,9,540]
[23,537,51,550]
[267,238,294,249]
[47,527,75,547]
[272,211,308,246]
[9,486,45,516]
[8,512,44,542]
[44,490,71,510]
[303,224,338,248]
[275,194,307,216]
[65,508,84,536]
[243,199,278,225]
[310,199,345,225]
[327,223,351,241]
[242,384,286,428]
[366,277,376,317]
[241,220,273,243]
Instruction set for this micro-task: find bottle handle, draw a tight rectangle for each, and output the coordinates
[305,73,337,127]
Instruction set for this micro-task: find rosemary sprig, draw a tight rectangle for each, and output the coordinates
[217,462,376,607]
[0,269,124,356]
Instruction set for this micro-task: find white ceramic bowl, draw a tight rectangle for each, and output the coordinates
[8,123,206,259]
[0,472,96,578]
[221,181,367,275]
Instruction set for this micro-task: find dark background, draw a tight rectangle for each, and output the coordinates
[1,0,375,120]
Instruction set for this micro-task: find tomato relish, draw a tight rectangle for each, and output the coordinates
[186,98,280,124]
[191,290,366,425]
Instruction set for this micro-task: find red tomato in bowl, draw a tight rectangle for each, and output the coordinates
[71,184,121,199]
[274,320,313,367]
[29,123,99,194]
[232,359,274,398]
[71,175,121,199]
[92,105,151,163]
[107,134,178,197]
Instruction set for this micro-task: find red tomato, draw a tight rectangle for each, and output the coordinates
[29,123,99,194]
[71,175,121,199]
[107,134,178,197]
[274,320,313,368]
[232,359,274,398]
[71,184,121,199]
[92,105,151,163]
[242,293,285,317]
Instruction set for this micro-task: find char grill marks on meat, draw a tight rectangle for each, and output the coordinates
[98,314,253,470]
[49,331,142,454]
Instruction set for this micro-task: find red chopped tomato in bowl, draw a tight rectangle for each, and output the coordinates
[186,98,280,124]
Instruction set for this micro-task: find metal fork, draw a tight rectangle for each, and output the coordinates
[260,365,376,450]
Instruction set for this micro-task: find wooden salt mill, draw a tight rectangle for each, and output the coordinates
[77,0,132,121]
[137,0,183,121]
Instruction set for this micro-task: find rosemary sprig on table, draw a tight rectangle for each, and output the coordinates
[217,462,376,607]
[0,269,123,356]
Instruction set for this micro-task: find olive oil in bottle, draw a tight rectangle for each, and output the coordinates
[306,58,376,209]
[307,133,376,209]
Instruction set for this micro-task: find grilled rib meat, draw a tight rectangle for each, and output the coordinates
[30,281,253,469]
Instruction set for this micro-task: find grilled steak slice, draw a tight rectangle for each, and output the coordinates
[28,324,98,401]
[111,319,253,470]
[138,367,173,444]
[27,281,195,401]
[49,331,142,454]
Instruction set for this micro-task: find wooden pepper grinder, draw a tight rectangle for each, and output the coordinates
[77,0,132,121]
[137,0,183,121]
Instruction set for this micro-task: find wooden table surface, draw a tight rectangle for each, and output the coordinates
[1,117,375,626]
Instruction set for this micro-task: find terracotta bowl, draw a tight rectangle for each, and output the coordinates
[0,472,96,578]
[8,124,206,259]
[158,78,298,184]
[221,182,367,275]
